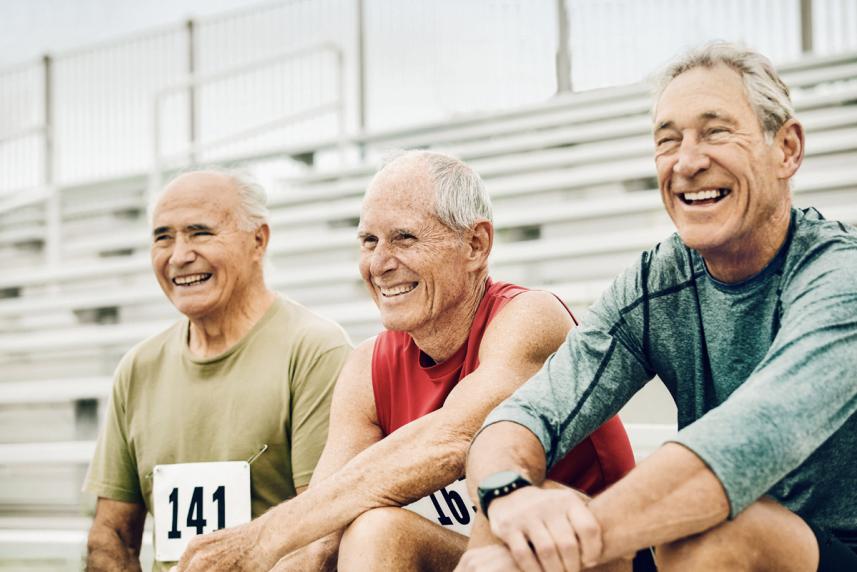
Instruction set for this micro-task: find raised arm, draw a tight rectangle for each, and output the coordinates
[177,290,572,571]
[86,498,147,572]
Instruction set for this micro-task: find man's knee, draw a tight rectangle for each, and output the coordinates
[656,527,752,572]
[341,507,412,552]
[656,498,818,572]
[340,507,466,572]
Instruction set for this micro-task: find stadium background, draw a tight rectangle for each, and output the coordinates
[1,0,856,568]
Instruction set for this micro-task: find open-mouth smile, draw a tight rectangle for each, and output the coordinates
[680,188,731,206]
[379,282,417,297]
[172,273,212,287]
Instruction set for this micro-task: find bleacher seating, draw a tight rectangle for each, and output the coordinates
[1,49,856,568]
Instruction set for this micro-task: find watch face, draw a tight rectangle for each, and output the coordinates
[479,470,524,491]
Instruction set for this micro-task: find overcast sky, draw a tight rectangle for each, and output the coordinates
[0,0,252,67]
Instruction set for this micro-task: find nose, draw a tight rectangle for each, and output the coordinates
[169,234,197,266]
[673,135,710,178]
[367,241,398,278]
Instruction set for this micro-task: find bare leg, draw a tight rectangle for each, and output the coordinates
[338,507,468,572]
[656,497,819,572]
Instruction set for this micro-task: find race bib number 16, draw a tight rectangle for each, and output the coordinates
[404,476,477,536]
[152,461,251,562]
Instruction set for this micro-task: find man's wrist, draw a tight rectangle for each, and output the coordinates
[477,470,532,518]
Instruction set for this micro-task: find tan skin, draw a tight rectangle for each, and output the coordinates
[457,65,815,572]
[171,155,574,572]
[86,172,277,570]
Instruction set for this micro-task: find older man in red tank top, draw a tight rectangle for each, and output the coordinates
[174,151,635,572]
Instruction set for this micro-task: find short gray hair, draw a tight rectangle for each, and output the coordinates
[149,166,270,231]
[652,41,794,140]
[378,150,493,233]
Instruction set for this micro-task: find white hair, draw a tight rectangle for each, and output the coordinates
[652,41,794,142]
[377,149,493,233]
[148,166,270,231]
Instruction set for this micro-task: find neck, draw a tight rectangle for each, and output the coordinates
[187,285,276,358]
[411,273,488,364]
[703,206,791,284]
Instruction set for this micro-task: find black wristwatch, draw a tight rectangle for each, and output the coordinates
[477,470,532,518]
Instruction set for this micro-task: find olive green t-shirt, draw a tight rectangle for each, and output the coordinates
[83,296,351,569]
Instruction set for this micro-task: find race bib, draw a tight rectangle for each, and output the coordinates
[152,461,251,562]
[404,476,477,536]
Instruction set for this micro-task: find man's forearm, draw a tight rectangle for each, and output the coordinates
[466,421,549,501]
[589,442,730,563]
[256,413,469,562]
[270,532,341,572]
[86,528,143,572]
[466,423,731,566]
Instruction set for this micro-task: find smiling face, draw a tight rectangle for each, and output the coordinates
[358,158,486,342]
[150,172,263,322]
[653,64,793,270]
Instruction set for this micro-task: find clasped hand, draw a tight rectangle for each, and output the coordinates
[482,485,603,572]
[169,517,275,572]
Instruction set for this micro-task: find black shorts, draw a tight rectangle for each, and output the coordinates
[807,523,857,572]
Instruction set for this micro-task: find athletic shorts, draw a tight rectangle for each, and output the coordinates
[808,523,857,572]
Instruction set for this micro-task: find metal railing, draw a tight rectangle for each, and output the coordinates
[150,42,346,192]
[2,0,857,211]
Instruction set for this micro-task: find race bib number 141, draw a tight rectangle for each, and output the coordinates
[152,461,251,562]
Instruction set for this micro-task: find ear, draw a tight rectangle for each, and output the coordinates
[775,118,804,180]
[465,220,493,271]
[253,223,270,260]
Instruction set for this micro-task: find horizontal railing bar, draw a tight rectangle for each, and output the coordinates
[155,42,342,96]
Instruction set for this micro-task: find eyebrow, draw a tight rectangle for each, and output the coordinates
[152,223,214,237]
[656,111,739,133]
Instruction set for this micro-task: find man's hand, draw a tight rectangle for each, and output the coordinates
[455,544,522,572]
[169,517,275,572]
[487,486,603,572]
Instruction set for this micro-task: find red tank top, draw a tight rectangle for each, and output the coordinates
[371,278,635,495]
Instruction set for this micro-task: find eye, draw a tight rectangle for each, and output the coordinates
[655,136,678,148]
[192,230,212,237]
[395,232,416,242]
[153,234,171,243]
[706,127,730,138]
[360,235,377,248]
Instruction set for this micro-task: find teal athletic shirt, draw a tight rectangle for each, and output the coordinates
[485,207,857,534]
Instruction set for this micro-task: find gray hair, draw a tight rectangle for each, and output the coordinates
[377,149,493,233]
[148,166,270,231]
[652,41,794,141]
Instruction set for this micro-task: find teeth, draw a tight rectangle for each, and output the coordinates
[380,283,416,297]
[173,273,211,286]
[683,189,727,202]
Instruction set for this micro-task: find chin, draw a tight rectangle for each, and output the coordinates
[379,312,419,334]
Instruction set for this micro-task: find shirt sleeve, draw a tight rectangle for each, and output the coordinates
[672,238,857,517]
[289,342,351,488]
[483,259,655,469]
[82,357,144,503]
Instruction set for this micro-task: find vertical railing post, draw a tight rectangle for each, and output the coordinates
[187,18,197,165]
[356,0,367,138]
[149,94,163,204]
[556,0,572,94]
[800,0,814,54]
[336,48,348,167]
[43,53,62,270]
